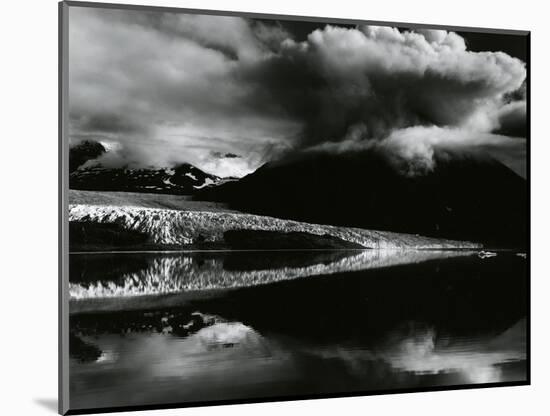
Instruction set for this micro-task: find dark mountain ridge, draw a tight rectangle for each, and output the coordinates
[70,163,220,195]
[69,140,106,173]
[198,148,527,247]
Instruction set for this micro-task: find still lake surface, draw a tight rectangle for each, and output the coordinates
[69,250,528,410]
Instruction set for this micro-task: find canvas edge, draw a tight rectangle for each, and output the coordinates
[526,30,532,387]
[63,381,531,415]
[57,1,531,414]
[59,1,70,415]
[63,0,530,35]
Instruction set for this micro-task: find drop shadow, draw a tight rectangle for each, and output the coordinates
[34,398,58,413]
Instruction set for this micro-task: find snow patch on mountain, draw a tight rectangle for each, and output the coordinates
[194,178,216,190]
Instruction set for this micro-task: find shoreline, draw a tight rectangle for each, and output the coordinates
[68,247,522,255]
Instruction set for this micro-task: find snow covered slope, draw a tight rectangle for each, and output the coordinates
[69,204,482,251]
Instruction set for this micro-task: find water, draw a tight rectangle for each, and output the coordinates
[69,250,528,411]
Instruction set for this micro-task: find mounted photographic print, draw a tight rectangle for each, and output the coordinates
[59,1,530,414]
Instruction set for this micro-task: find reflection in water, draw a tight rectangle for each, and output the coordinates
[306,319,526,385]
[69,249,474,299]
[69,251,527,410]
[385,320,525,379]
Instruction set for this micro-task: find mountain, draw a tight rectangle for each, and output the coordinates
[198,148,528,247]
[70,163,220,195]
[69,140,106,172]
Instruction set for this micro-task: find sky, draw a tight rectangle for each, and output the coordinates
[68,6,528,178]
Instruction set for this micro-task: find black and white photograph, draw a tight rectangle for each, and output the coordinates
[61,2,529,413]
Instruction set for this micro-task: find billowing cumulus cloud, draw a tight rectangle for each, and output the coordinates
[243,25,526,168]
[68,7,527,177]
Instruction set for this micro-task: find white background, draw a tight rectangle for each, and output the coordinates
[1,0,548,414]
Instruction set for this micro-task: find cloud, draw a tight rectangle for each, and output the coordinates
[381,126,527,176]
[68,7,300,176]
[211,151,241,159]
[306,125,527,177]
[72,112,145,135]
[245,25,526,147]
[68,7,527,177]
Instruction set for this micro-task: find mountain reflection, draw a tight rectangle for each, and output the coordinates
[70,313,526,408]
[69,252,527,409]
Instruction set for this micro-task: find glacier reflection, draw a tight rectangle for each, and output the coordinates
[69,251,527,410]
[70,249,475,299]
